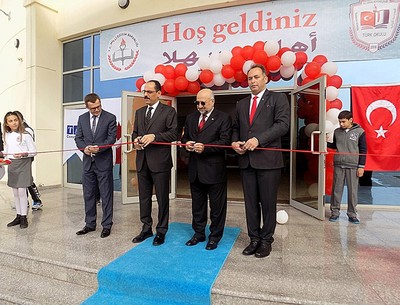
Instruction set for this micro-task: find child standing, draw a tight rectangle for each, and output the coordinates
[2,111,37,228]
[327,110,367,224]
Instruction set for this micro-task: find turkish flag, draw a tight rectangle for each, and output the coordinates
[360,11,375,27]
[352,85,400,171]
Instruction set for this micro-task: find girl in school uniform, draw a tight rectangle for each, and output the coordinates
[2,111,37,228]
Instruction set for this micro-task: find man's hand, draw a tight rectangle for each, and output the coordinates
[133,137,144,150]
[243,137,259,151]
[194,142,204,154]
[232,141,246,155]
[185,141,195,152]
[357,168,365,177]
[140,134,156,147]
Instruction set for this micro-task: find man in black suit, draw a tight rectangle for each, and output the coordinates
[131,80,178,246]
[181,88,232,250]
[75,93,117,238]
[232,64,290,258]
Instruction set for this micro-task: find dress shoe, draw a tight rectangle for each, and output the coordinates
[255,242,272,258]
[76,226,95,235]
[242,241,260,256]
[132,231,153,243]
[185,236,205,246]
[100,228,111,238]
[153,233,165,246]
[205,240,218,250]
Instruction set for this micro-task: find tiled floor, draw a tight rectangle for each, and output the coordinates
[0,182,400,304]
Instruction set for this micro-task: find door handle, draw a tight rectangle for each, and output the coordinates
[311,130,322,154]
[123,134,133,153]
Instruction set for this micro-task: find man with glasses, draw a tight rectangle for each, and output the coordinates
[131,80,178,246]
[181,88,231,250]
[75,93,117,238]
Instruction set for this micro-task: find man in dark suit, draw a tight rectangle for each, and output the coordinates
[75,93,117,238]
[181,88,232,250]
[131,80,178,246]
[232,64,290,258]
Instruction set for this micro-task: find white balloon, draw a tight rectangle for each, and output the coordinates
[213,73,226,86]
[209,52,220,61]
[140,83,146,92]
[219,50,232,65]
[209,59,223,74]
[326,132,334,143]
[304,123,319,137]
[326,108,341,124]
[325,120,335,134]
[185,67,200,82]
[153,73,166,86]
[197,55,211,70]
[277,210,289,224]
[143,70,155,82]
[264,40,280,56]
[326,86,338,101]
[226,77,236,83]
[308,183,318,197]
[321,61,338,76]
[301,70,308,79]
[242,60,255,74]
[204,80,215,87]
[281,51,296,66]
[280,65,295,78]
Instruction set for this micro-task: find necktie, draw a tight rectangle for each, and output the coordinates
[249,96,258,124]
[198,114,207,131]
[145,106,153,125]
[91,116,97,134]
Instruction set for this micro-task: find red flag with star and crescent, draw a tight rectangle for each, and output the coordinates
[352,85,400,171]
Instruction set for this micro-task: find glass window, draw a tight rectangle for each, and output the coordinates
[93,35,100,66]
[63,37,91,71]
[93,68,136,98]
[63,70,91,103]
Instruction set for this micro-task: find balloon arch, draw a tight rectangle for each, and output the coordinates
[136,40,343,195]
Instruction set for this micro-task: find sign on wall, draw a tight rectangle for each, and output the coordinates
[100,0,400,80]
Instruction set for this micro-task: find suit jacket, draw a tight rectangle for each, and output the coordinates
[232,90,290,170]
[132,102,178,173]
[75,110,117,172]
[181,109,232,184]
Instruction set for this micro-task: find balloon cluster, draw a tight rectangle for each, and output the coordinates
[136,40,342,97]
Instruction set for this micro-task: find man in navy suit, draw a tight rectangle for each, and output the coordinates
[181,89,232,250]
[232,64,290,258]
[131,80,178,246]
[75,93,117,238]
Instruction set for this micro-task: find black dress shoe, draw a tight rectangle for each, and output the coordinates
[185,236,206,246]
[205,240,218,250]
[153,233,165,246]
[100,228,111,238]
[76,226,95,235]
[242,241,260,256]
[255,242,272,258]
[132,231,153,243]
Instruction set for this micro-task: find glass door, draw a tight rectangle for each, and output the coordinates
[121,91,177,204]
[290,77,327,220]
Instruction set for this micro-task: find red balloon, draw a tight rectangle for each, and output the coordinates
[234,70,247,82]
[154,64,165,75]
[266,56,281,72]
[231,81,240,88]
[230,55,245,70]
[327,75,343,88]
[163,78,176,93]
[231,46,242,56]
[199,69,214,84]
[135,77,145,90]
[174,76,189,91]
[277,47,291,57]
[174,63,187,77]
[163,65,175,79]
[269,72,281,82]
[253,41,265,51]
[328,98,343,110]
[187,81,201,94]
[241,45,254,60]
[252,50,268,65]
[301,77,314,86]
[221,64,235,79]
[240,80,248,88]
[312,54,328,65]
[305,62,321,79]
[294,52,308,70]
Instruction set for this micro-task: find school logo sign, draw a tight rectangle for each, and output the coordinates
[349,0,400,52]
[106,31,140,72]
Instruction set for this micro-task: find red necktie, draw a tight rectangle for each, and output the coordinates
[198,114,207,131]
[249,96,258,124]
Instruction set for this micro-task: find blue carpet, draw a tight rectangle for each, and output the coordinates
[82,222,240,305]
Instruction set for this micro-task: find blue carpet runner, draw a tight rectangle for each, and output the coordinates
[83,222,240,305]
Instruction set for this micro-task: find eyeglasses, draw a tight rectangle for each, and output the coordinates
[142,90,157,95]
[194,101,206,106]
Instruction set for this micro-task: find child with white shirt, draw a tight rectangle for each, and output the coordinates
[2,111,37,228]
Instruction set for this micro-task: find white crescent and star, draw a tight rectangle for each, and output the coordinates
[365,99,397,138]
